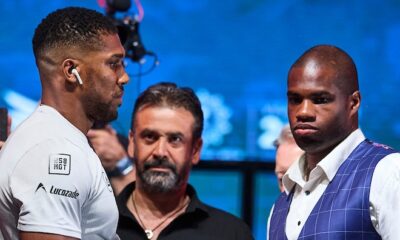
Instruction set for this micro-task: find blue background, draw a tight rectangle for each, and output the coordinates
[1,1,400,239]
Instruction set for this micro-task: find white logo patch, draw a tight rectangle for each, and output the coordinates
[49,154,71,175]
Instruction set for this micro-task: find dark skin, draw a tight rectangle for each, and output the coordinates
[20,232,78,240]
[287,45,361,178]
[38,34,127,134]
[20,34,128,240]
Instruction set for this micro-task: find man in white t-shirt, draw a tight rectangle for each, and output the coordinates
[0,7,129,240]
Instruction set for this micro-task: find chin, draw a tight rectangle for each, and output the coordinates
[105,112,118,122]
[295,137,320,151]
[95,110,118,123]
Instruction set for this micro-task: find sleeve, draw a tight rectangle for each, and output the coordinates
[370,152,400,240]
[10,138,91,239]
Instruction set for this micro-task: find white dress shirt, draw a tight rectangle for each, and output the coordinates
[267,129,400,240]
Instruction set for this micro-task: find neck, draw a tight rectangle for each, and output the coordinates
[129,182,190,240]
[41,91,92,134]
[133,182,188,216]
[303,130,356,179]
[303,147,333,180]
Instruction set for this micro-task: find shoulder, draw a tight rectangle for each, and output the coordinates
[373,152,400,183]
[8,137,97,197]
[202,203,247,225]
[192,199,253,239]
[370,152,400,207]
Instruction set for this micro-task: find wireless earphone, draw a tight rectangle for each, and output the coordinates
[71,68,83,85]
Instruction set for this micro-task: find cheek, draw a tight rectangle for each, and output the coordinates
[170,148,192,166]
[91,72,116,94]
[287,104,299,116]
[287,106,297,123]
[317,108,347,133]
[134,143,154,161]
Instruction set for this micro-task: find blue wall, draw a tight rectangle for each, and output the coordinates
[1,1,400,239]
[1,0,400,161]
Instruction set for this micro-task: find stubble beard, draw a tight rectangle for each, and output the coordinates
[84,92,118,123]
[93,101,118,122]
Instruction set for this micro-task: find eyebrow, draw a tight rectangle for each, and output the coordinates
[109,53,124,59]
[139,129,156,137]
[310,91,334,97]
[287,90,333,96]
[167,132,185,139]
[139,129,185,138]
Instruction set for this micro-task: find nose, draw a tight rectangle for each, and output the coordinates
[296,99,315,122]
[118,71,130,85]
[153,138,168,158]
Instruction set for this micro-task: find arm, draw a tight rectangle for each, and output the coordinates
[11,139,86,239]
[0,115,11,150]
[88,125,134,195]
[370,153,400,239]
[110,168,136,195]
[20,232,79,240]
[87,125,127,171]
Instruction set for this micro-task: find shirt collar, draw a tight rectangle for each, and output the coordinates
[282,154,304,194]
[282,129,365,193]
[318,129,365,181]
[38,104,88,142]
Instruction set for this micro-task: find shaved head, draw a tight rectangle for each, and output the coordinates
[290,45,359,95]
[287,45,361,160]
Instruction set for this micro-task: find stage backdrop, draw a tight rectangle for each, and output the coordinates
[1,1,400,239]
[1,0,400,161]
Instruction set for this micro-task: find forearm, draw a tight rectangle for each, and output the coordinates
[20,232,79,240]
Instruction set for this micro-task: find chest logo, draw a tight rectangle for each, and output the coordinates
[49,153,71,175]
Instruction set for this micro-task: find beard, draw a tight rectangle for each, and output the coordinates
[83,92,119,123]
[136,156,188,193]
[91,100,118,122]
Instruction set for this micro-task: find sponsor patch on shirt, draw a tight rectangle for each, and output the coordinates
[49,185,79,199]
[34,182,79,199]
[49,153,71,175]
[35,182,47,193]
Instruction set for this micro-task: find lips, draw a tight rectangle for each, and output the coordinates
[148,166,172,172]
[293,124,318,136]
[113,91,124,99]
[144,158,177,173]
[113,91,124,105]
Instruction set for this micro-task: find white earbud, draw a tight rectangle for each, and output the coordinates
[71,68,83,85]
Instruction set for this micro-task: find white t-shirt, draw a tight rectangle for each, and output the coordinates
[0,105,119,240]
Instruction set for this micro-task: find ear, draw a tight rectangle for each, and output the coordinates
[62,59,80,84]
[349,90,361,115]
[191,138,203,166]
[127,130,135,158]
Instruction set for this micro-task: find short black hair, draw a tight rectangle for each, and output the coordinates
[32,7,118,59]
[132,82,204,141]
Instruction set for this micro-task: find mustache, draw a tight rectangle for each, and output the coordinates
[143,157,177,172]
[113,86,124,98]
